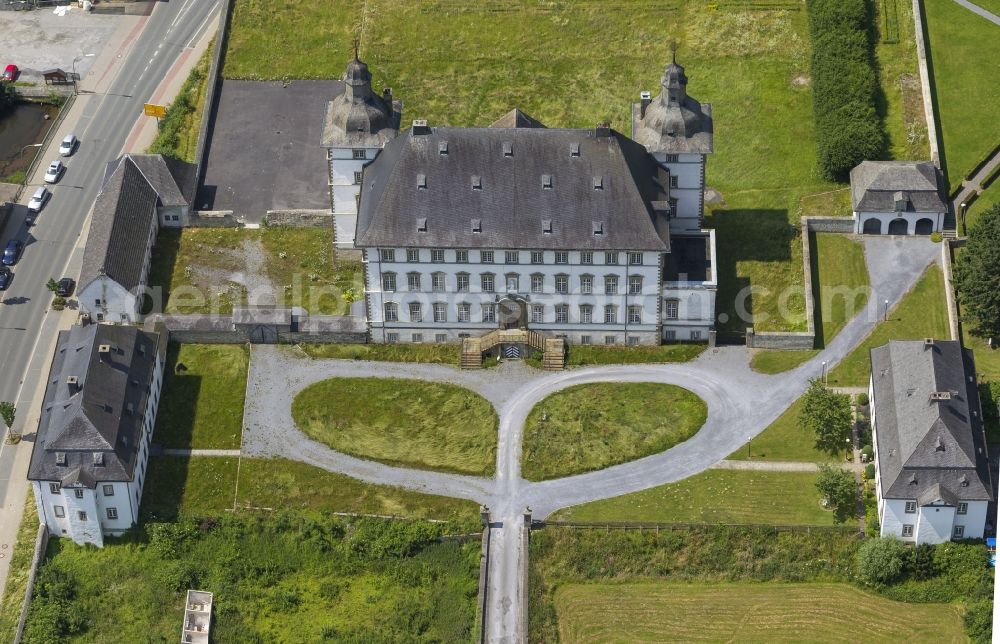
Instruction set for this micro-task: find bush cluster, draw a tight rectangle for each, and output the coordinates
[807,0,886,181]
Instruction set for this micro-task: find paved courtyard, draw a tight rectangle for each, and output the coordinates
[196,80,337,222]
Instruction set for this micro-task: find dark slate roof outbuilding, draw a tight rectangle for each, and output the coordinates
[355,124,672,251]
[870,340,992,503]
[28,324,165,487]
[850,161,946,213]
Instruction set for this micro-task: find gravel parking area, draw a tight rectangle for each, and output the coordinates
[196,80,337,222]
[0,6,118,82]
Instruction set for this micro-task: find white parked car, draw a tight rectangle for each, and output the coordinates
[59,134,78,156]
[43,160,64,184]
[28,186,50,213]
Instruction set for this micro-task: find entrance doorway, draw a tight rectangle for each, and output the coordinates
[498,297,526,330]
[888,218,908,235]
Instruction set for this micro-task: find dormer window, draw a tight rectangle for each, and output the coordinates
[593,176,604,190]
[570,142,580,157]
[56,452,66,466]
[472,175,482,190]
[438,141,449,155]
[471,219,482,233]
[93,452,104,466]
[417,217,428,232]
[592,221,604,236]
[417,173,427,189]
[541,174,553,189]
[542,219,553,234]
[502,141,513,157]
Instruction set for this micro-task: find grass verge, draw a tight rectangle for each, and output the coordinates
[0,494,38,641]
[729,397,840,463]
[553,581,964,643]
[564,343,705,366]
[522,383,706,481]
[551,470,832,525]
[148,43,212,162]
[297,342,460,365]
[153,343,248,449]
[292,377,497,476]
[826,264,949,387]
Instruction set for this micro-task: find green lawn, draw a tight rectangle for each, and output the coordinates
[22,514,479,643]
[297,342,460,365]
[147,228,363,315]
[553,582,965,643]
[522,383,707,481]
[875,0,931,162]
[153,343,248,449]
[0,495,37,642]
[292,377,498,476]
[141,457,241,520]
[965,179,1000,233]
[565,343,705,366]
[826,264,949,387]
[551,470,833,526]
[923,0,1000,188]
[729,398,840,462]
[148,43,212,162]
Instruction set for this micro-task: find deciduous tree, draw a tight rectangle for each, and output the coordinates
[815,463,856,523]
[799,379,853,454]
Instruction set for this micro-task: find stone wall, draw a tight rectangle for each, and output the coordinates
[187,210,241,228]
[264,210,334,228]
[192,0,236,191]
[143,312,367,344]
[803,216,854,233]
[13,524,49,644]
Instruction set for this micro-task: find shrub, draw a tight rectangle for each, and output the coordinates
[856,392,869,407]
[856,537,907,585]
[861,445,873,462]
[964,599,993,644]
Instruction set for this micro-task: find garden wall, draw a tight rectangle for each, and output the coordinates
[187,210,241,228]
[13,525,48,644]
[264,210,333,228]
[143,312,367,344]
[192,0,236,191]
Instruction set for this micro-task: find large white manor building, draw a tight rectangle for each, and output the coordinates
[323,55,717,346]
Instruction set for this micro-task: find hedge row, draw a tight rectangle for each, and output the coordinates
[807,0,886,181]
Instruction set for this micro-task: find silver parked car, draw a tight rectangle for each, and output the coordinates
[27,186,50,213]
[43,160,64,184]
[59,134,78,156]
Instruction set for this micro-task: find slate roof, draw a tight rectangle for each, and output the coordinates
[128,154,197,207]
[28,324,165,486]
[80,157,159,292]
[850,161,946,213]
[321,57,401,148]
[870,340,993,503]
[354,125,672,251]
[632,60,713,154]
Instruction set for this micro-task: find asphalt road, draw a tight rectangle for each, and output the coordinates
[0,0,219,510]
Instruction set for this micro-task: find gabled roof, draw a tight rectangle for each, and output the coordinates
[28,324,165,486]
[126,154,197,207]
[490,109,546,129]
[79,157,159,292]
[850,161,945,213]
[870,340,992,502]
[355,125,671,251]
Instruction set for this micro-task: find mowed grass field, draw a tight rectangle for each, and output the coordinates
[551,470,832,526]
[153,343,248,449]
[522,383,707,481]
[923,0,1000,189]
[729,397,839,463]
[291,377,498,475]
[222,0,921,333]
[553,582,965,643]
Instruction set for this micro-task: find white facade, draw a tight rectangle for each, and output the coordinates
[32,348,163,547]
[855,210,944,235]
[652,152,705,232]
[328,146,379,248]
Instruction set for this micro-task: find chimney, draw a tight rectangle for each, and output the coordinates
[595,122,611,138]
[383,87,392,105]
[411,119,430,135]
[923,337,935,348]
[66,375,79,387]
[640,91,652,118]
[98,344,111,355]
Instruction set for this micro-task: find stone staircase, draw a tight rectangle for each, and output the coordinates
[460,329,565,370]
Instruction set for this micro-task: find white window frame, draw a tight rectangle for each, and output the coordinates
[530,251,544,264]
[456,250,469,263]
[106,507,118,520]
[505,251,519,264]
[432,272,446,292]
[555,304,569,324]
[456,273,470,292]
[580,305,593,324]
[407,272,422,291]
[580,275,593,294]
[580,251,593,265]
[409,302,422,322]
[457,303,471,323]
[953,525,965,539]
[483,304,496,323]
[605,251,619,265]
[628,251,643,265]
[604,275,618,294]
[555,251,569,265]
[380,249,395,263]
[957,502,968,515]
[664,299,679,320]
[54,505,65,518]
[628,275,643,295]
[406,248,421,263]
[481,250,494,263]
[604,305,617,324]
[531,305,544,324]
[103,484,114,497]
[902,524,914,538]
[382,272,397,292]
[384,302,398,322]
[531,273,544,294]
[431,249,445,263]
[628,305,641,324]
[481,273,495,293]
[433,303,447,323]
[904,501,916,514]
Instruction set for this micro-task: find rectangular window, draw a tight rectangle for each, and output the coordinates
[506,274,519,292]
[481,274,495,293]
[957,502,968,515]
[665,154,679,163]
[74,489,84,499]
[106,507,118,520]
[580,305,593,324]
[532,305,544,324]
[627,336,640,346]
[353,149,367,159]
[505,251,519,264]
[353,171,363,184]
[49,483,60,494]
[407,248,420,263]
[628,275,643,295]
[457,273,470,292]
[456,250,469,263]
[665,299,679,320]
[384,303,398,322]
[904,501,916,514]
[431,249,445,263]
[555,251,569,265]
[481,250,494,264]
[664,330,676,341]
[483,304,496,323]
[432,273,446,292]
[690,330,702,341]
[380,249,395,263]
[580,275,593,294]
[581,335,592,345]
[54,505,65,518]
[605,305,617,324]
[407,273,421,291]
[411,333,423,343]
[605,275,618,294]
[531,251,544,264]
[628,252,643,265]
[580,251,593,265]
[556,305,569,324]
[382,273,396,292]
[458,303,471,322]
[902,524,914,538]
[103,484,114,497]
[669,175,678,189]
[77,511,87,521]
[605,251,619,265]
[433,303,447,323]
[531,274,544,294]
[605,335,616,345]
[953,525,965,539]
[435,333,447,343]
[409,302,422,322]
[555,275,569,294]
[628,305,641,324]
[386,332,399,343]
